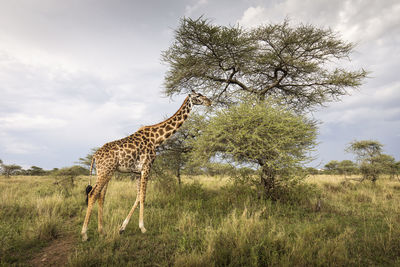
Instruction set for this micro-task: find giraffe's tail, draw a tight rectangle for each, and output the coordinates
[89,156,95,181]
[85,184,93,205]
[85,157,95,205]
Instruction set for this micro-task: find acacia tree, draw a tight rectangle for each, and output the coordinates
[337,160,358,178]
[25,166,46,176]
[1,164,22,178]
[346,140,383,182]
[395,161,400,180]
[324,160,340,174]
[374,154,397,179]
[194,101,317,198]
[162,17,367,110]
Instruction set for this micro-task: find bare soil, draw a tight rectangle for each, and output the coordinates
[30,233,77,267]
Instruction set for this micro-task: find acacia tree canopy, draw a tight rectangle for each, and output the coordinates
[194,100,317,197]
[162,17,367,110]
[346,140,385,182]
[1,164,22,178]
[324,160,340,174]
[346,140,383,162]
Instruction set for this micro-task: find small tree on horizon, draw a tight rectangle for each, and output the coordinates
[373,154,397,179]
[324,160,340,174]
[337,160,358,178]
[395,161,400,180]
[346,140,384,182]
[25,166,46,176]
[1,163,22,178]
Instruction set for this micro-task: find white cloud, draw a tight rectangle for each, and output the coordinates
[238,0,342,27]
[334,0,400,43]
[185,0,208,16]
[238,0,400,44]
[237,6,268,28]
[4,142,42,155]
[0,131,43,155]
[0,0,171,79]
[0,47,184,168]
[0,114,67,130]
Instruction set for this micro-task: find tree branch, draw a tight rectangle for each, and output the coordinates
[204,74,256,94]
[259,67,288,95]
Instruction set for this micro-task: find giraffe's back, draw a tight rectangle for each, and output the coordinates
[94,133,155,175]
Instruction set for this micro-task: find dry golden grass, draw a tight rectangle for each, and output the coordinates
[2,174,400,266]
[181,175,231,189]
[306,174,359,185]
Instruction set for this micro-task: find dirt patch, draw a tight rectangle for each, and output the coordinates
[30,233,77,266]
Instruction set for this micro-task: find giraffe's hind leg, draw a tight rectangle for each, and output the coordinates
[81,177,108,241]
[97,183,109,235]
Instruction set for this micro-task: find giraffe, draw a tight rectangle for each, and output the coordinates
[81,91,211,241]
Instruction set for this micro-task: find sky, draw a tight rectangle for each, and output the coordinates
[0,0,399,170]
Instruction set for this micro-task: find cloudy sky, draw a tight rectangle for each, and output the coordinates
[0,0,399,170]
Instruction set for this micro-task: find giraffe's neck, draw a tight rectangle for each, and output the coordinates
[148,96,193,146]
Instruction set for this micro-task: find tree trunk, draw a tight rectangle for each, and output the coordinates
[260,165,276,198]
[177,167,181,185]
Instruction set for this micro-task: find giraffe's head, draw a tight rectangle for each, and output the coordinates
[189,90,212,106]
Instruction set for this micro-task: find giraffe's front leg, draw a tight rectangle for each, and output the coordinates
[138,167,150,233]
[119,178,140,234]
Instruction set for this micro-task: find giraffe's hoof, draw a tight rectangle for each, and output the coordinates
[119,228,125,235]
[140,227,147,233]
[82,233,88,242]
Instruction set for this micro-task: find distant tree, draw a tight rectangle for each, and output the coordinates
[337,160,358,178]
[76,148,99,171]
[53,165,89,177]
[324,160,340,174]
[194,100,317,199]
[49,168,59,174]
[204,162,235,177]
[305,167,320,175]
[162,17,367,110]
[373,154,397,179]
[1,164,22,178]
[346,140,383,160]
[395,161,400,180]
[346,140,383,182]
[25,166,46,176]
[52,166,88,196]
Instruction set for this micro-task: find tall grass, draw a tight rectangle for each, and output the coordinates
[1,174,400,266]
[0,176,82,264]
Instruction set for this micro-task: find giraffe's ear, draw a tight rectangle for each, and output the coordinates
[191,89,197,94]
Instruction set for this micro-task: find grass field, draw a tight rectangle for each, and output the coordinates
[1,174,400,266]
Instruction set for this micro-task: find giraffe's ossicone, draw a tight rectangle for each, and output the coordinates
[81,91,211,241]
